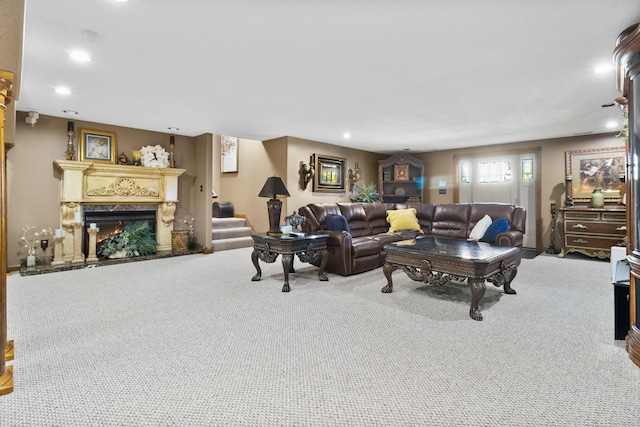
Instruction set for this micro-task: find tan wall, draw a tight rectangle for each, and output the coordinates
[284,137,386,216]
[214,136,281,233]
[7,112,198,266]
[413,132,622,250]
[7,110,624,264]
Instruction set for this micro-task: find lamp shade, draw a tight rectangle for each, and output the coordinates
[258,176,290,199]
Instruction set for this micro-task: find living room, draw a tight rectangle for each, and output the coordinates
[1,1,640,425]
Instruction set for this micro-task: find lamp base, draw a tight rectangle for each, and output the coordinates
[266,198,283,236]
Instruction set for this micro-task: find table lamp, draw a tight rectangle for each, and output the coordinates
[258,176,290,235]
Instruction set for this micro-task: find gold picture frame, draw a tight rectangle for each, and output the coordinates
[565,146,625,202]
[79,129,117,163]
[394,164,409,181]
[313,154,346,192]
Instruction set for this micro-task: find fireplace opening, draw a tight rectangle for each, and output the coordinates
[83,206,157,257]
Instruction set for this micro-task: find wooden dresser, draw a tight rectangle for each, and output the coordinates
[557,207,626,259]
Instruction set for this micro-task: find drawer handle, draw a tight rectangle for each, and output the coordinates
[571,224,588,229]
[616,226,627,231]
[574,238,589,244]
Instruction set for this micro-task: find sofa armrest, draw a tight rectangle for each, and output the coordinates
[324,231,353,276]
[494,230,523,247]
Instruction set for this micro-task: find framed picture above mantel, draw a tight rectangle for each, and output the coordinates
[313,154,346,192]
[79,129,117,164]
[565,146,625,203]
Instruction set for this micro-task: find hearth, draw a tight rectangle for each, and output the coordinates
[83,205,157,256]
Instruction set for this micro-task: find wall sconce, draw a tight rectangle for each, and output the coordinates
[258,176,290,235]
[299,155,315,190]
[348,162,361,191]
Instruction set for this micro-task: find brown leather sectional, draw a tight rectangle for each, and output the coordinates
[297,202,526,276]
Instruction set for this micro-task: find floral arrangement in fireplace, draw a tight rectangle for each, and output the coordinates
[97,221,156,258]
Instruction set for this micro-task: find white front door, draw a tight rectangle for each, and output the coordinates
[458,153,537,249]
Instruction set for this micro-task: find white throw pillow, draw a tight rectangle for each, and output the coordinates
[468,214,492,241]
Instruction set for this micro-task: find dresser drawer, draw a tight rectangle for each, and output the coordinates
[564,211,601,220]
[564,220,627,236]
[565,235,626,251]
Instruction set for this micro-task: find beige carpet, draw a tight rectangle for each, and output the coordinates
[0,248,638,426]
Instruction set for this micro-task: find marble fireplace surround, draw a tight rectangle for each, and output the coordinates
[54,160,186,261]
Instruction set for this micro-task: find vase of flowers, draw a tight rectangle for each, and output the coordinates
[20,225,52,267]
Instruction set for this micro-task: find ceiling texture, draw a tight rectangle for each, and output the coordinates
[16,0,640,154]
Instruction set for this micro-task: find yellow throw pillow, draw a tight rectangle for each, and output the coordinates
[386,208,423,233]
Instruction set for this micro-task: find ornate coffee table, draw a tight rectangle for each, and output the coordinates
[251,233,329,292]
[382,236,521,321]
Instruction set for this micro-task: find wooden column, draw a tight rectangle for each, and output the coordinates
[614,23,640,368]
[0,70,14,395]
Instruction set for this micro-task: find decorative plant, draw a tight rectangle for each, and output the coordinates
[183,217,195,236]
[351,183,380,203]
[20,226,52,257]
[97,221,156,258]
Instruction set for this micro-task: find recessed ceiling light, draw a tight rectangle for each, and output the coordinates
[63,110,79,115]
[594,64,614,74]
[168,127,179,131]
[69,50,91,62]
[606,121,619,128]
[343,132,351,139]
[55,87,71,95]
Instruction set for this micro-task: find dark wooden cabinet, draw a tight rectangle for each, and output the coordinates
[614,22,640,367]
[557,207,626,259]
[377,153,425,203]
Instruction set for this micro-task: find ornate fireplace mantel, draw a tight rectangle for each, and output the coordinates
[54,160,186,257]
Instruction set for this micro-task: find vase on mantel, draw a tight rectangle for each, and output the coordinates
[591,188,605,208]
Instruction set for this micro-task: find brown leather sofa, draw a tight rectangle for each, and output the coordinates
[297,202,526,276]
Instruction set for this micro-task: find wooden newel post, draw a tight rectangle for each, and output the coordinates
[0,70,14,395]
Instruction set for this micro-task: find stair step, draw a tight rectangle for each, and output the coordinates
[212,227,252,240]
[212,236,254,252]
[212,217,247,229]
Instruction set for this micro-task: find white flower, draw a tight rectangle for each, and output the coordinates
[140,145,169,168]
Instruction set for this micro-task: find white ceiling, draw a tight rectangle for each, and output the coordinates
[16,0,640,154]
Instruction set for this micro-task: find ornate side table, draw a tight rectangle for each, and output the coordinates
[251,233,329,292]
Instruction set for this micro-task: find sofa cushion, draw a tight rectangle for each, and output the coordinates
[364,203,394,235]
[338,203,367,221]
[325,214,350,233]
[386,208,422,233]
[481,217,510,243]
[468,214,492,241]
[351,237,383,258]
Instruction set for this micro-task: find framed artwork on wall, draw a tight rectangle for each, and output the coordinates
[313,154,346,192]
[221,135,238,173]
[79,129,117,163]
[394,164,409,181]
[565,146,625,202]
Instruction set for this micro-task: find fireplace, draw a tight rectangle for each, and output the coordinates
[83,205,157,256]
[54,160,186,260]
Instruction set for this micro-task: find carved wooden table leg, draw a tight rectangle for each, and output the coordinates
[317,248,329,281]
[488,266,518,295]
[468,278,486,321]
[381,262,398,293]
[281,254,294,292]
[251,249,263,281]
